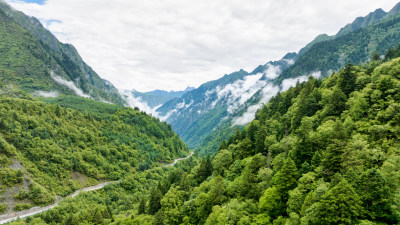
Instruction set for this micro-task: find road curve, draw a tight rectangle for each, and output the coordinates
[163,151,194,167]
[0,152,193,224]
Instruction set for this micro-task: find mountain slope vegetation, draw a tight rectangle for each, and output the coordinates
[12,47,400,225]
[0,0,125,105]
[157,3,400,156]
[0,95,188,214]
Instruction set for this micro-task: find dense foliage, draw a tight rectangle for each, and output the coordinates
[0,96,188,211]
[11,51,400,225]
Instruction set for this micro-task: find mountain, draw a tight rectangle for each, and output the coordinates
[0,95,189,215]
[131,87,194,108]
[157,3,400,155]
[336,8,387,36]
[0,0,125,105]
[20,50,400,225]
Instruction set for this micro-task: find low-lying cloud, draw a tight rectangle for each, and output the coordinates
[213,73,266,114]
[121,90,162,118]
[232,83,280,126]
[33,90,59,98]
[264,64,281,80]
[232,71,321,126]
[50,72,91,98]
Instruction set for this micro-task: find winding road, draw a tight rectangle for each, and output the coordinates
[0,152,193,224]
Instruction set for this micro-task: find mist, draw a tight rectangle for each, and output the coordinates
[50,72,91,98]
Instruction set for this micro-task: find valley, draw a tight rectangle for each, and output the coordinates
[0,0,400,224]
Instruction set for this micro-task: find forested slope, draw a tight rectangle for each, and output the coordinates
[0,95,188,215]
[11,46,400,225]
[0,1,125,105]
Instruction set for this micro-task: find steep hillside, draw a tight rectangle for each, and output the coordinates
[157,4,400,155]
[0,95,188,215]
[15,50,400,225]
[0,0,125,105]
[279,13,400,82]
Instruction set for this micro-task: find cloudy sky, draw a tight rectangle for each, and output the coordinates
[5,0,400,91]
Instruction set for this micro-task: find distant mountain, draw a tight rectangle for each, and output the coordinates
[131,87,194,108]
[0,0,125,105]
[157,2,400,155]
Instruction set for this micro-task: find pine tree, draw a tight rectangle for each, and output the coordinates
[322,140,346,179]
[148,183,163,215]
[337,63,357,96]
[272,157,299,201]
[197,156,213,183]
[311,150,322,169]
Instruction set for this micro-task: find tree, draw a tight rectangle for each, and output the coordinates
[321,140,346,179]
[272,157,299,201]
[308,179,363,225]
[259,187,285,219]
[356,169,393,222]
[160,186,185,225]
[212,150,233,175]
[148,183,163,215]
[197,156,213,183]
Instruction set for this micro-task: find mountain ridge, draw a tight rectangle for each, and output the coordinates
[0,0,125,105]
[156,2,400,155]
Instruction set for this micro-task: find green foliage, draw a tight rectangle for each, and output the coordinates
[7,41,400,225]
[0,96,188,208]
[278,15,400,82]
[13,203,32,211]
[259,187,284,219]
[305,179,363,225]
[0,203,6,214]
[0,3,125,105]
[0,168,23,186]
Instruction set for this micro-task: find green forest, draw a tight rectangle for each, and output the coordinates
[0,94,188,211]
[4,46,400,225]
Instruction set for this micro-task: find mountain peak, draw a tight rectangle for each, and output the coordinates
[336,7,387,36]
[387,2,400,17]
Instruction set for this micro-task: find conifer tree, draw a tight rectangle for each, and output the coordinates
[148,183,163,215]
[272,157,299,201]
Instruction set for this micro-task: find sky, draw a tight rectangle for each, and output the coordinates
[5,0,400,92]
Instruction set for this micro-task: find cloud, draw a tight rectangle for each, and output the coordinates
[33,90,59,97]
[5,0,399,92]
[281,71,321,92]
[50,71,91,98]
[120,90,162,118]
[211,73,266,114]
[264,64,281,80]
[232,83,280,126]
[232,69,321,126]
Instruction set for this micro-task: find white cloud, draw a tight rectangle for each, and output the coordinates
[50,71,91,98]
[120,90,161,117]
[232,83,280,126]
[5,0,399,92]
[213,73,266,114]
[264,64,281,80]
[281,71,321,92]
[281,76,309,92]
[33,90,59,98]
